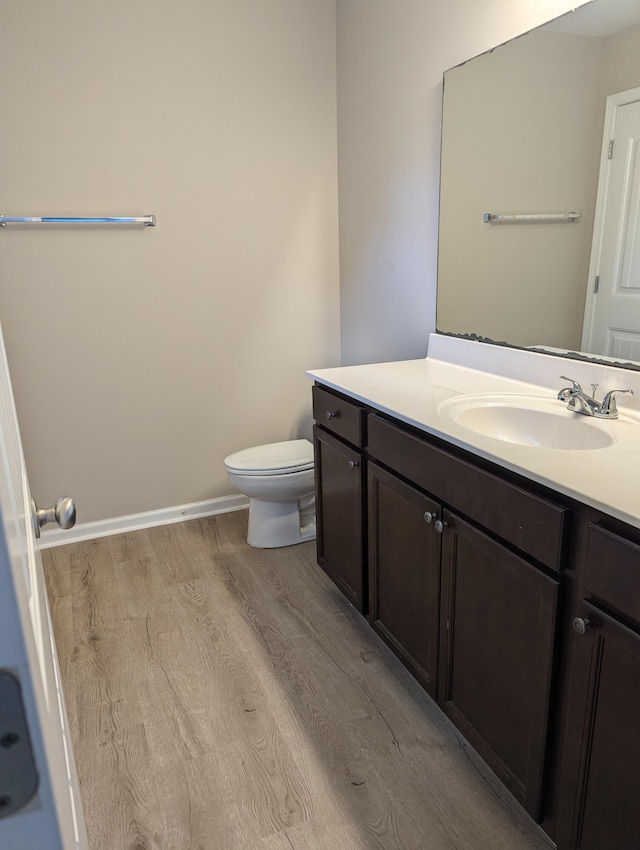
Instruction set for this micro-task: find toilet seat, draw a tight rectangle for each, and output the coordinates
[224,439,314,476]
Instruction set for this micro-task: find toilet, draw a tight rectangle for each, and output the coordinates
[224,439,316,548]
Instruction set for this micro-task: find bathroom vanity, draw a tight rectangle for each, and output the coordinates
[311,0,640,842]
[308,335,640,850]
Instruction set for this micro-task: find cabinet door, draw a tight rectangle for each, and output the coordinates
[565,602,640,850]
[439,511,560,821]
[368,462,441,698]
[313,425,365,612]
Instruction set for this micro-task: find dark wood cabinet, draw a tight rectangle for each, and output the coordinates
[313,425,366,612]
[556,519,640,850]
[367,462,442,698]
[311,380,640,848]
[439,511,561,820]
[563,602,640,850]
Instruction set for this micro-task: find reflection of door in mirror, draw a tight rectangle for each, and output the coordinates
[582,90,640,360]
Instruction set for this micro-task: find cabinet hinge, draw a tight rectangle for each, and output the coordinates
[608,139,614,160]
[594,275,600,293]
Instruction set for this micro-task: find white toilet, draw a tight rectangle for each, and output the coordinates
[224,439,316,548]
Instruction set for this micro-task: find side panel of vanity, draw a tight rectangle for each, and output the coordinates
[312,381,640,850]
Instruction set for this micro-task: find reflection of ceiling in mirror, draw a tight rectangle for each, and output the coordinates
[436,0,640,371]
[544,0,639,38]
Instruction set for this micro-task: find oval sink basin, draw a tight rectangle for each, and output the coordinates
[438,394,615,450]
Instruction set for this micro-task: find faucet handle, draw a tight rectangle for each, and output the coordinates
[559,375,582,392]
[601,388,634,415]
[558,375,583,403]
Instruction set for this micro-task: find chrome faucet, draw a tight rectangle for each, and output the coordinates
[557,376,633,419]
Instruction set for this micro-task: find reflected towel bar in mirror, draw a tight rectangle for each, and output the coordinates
[0,215,156,227]
[483,212,582,224]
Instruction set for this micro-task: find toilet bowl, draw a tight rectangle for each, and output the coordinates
[224,439,316,548]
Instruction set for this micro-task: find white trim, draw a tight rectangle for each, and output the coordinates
[38,494,249,549]
[582,85,640,352]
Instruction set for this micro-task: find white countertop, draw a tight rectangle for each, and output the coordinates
[307,335,640,530]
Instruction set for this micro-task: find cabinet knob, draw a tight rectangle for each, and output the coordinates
[347,459,359,470]
[572,617,592,636]
[424,511,434,524]
[434,518,448,534]
[326,410,338,420]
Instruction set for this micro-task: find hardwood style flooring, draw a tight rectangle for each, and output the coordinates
[43,511,553,850]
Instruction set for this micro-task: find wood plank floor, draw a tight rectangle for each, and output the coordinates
[43,511,553,850]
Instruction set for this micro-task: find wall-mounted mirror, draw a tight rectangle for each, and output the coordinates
[437,0,640,368]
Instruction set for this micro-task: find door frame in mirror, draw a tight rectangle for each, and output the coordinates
[581,85,640,357]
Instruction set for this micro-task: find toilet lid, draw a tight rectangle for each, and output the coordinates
[224,439,314,475]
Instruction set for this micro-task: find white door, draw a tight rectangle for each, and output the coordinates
[582,90,640,359]
[0,325,88,849]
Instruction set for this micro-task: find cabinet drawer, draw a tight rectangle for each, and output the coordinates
[584,523,640,624]
[312,385,365,448]
[368,415,567,571]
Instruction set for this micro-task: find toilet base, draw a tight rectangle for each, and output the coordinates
[247,496,316,548]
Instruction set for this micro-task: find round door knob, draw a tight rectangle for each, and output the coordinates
[434,519,448,534]
[424,511,434,524]
[326,411,338,420]
[32,496,77,539]
[347,460,359,470]
[572,617,591,636]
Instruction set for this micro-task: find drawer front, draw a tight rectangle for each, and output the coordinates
[368,415,567,571]
[312,385,364,448]
[584,523,640,624]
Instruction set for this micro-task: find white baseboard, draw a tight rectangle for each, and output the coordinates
[38,494,249,549]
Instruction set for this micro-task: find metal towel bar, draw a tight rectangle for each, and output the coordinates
[0,215,156,227]
[483,212,581,223]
